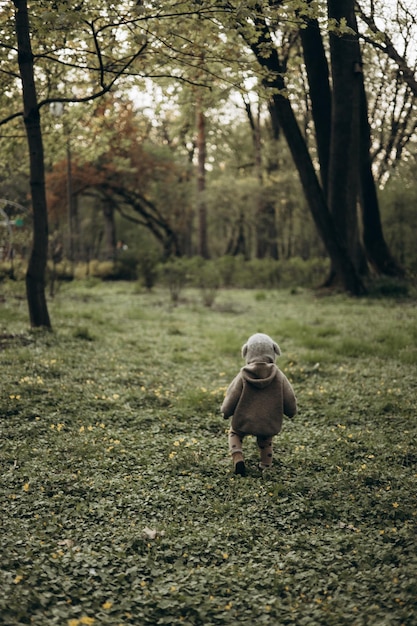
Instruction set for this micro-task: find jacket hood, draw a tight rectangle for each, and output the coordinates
[241,362,277,389]
[242,333,281,364]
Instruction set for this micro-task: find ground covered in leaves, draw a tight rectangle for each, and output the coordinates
[1,281,416,625]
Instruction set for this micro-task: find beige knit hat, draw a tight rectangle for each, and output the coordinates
[242,333,281,364]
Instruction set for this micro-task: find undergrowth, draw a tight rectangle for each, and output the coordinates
[1,282,416,625]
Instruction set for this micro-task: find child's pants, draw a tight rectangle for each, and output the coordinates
[228,428,274,468]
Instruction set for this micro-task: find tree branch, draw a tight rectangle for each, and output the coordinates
[356,1,417,96]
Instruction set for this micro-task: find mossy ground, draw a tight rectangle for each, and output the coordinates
[1,281,416,625]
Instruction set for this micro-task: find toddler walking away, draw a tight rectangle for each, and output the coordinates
[221,333,297,476]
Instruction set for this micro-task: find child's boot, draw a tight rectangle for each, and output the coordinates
[232,452,246,476]
[257,436,273,471]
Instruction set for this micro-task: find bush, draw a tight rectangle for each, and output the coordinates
[137,250,161,291]
[88,260,116,279]
[114,250,140,280]
[0,260,26,281]
[48,259,74,281]
[85,255,138,281]
[194,260,221,307]
[367,276,410,298]
[0,263,16,282]
[214,255,242,287]
[64,254,330,290]
[160,258,189,304]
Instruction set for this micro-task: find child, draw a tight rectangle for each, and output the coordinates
[221,333,297,476]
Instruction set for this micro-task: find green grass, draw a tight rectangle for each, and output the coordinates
[1,281,416,625]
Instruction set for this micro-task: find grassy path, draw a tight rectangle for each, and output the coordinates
[1,282,416,625]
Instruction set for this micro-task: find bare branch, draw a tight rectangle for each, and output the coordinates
[356,1,417,96]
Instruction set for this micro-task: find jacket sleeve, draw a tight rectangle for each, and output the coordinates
[221,373,243,418]
[282,374,297,418]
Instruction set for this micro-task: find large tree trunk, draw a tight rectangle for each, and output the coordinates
[301,0,402,281]
[247,10,366,295]
[298,6,332,196]
[13,0,51,328]
[356,41,405,277]
[327,0,367,280]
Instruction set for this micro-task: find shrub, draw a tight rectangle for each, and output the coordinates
[214,255,242,287]
[195,260,221,307]
[137,250,161,291]
[89,260,116,279]
[0,260,26,281]
[114,250,140,280]
[160,258,189,304]
[367,276,410,298]
[48,259,74,281]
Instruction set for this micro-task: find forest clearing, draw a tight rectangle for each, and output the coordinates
[2,1,417,329]
[1,281,416,625]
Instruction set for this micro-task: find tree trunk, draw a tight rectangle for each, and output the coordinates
[327,0,367,278]
[301,1,402,280]
[356,44,405,276]
[13,0,51,328]
[196,100,209,259]
[244,98,278,259]
[299,6,332,196]
[247,11,366,294]
[102,199,117,261]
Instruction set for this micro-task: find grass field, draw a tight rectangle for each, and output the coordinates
[1,281,416,625]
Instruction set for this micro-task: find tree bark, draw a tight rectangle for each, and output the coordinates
[298,7,332,196]
[356,34,404,276]
[327,0,367,278]
[13,0,51,328]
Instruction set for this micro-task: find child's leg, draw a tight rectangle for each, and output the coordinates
[257,435,274,469]
[228,429,246,475]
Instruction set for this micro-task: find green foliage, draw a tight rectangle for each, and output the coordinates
[189,259,221,308]
[0,262,17,282]
[137,250,161,291]
[160,258,189,304]
[215,255,242,287]
[48,260,74,282]
[114,251,141,281]
[214,256,330,289]
[379,173,417,275]
[0,283,416,625]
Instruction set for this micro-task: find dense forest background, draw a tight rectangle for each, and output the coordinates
[0,1,416,325]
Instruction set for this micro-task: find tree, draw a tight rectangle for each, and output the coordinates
[238,4,366,294]
[196,90,209,258]
[230,0,408,290]
[2,0,414,300]
[327,0,367,277]
[301,0,404,278]
[12,0,51,328]
[244,94,279,259]
[356,1,417,186]
[3,0,149,326]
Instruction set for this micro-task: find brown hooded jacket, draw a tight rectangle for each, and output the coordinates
[221,362,297,437]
